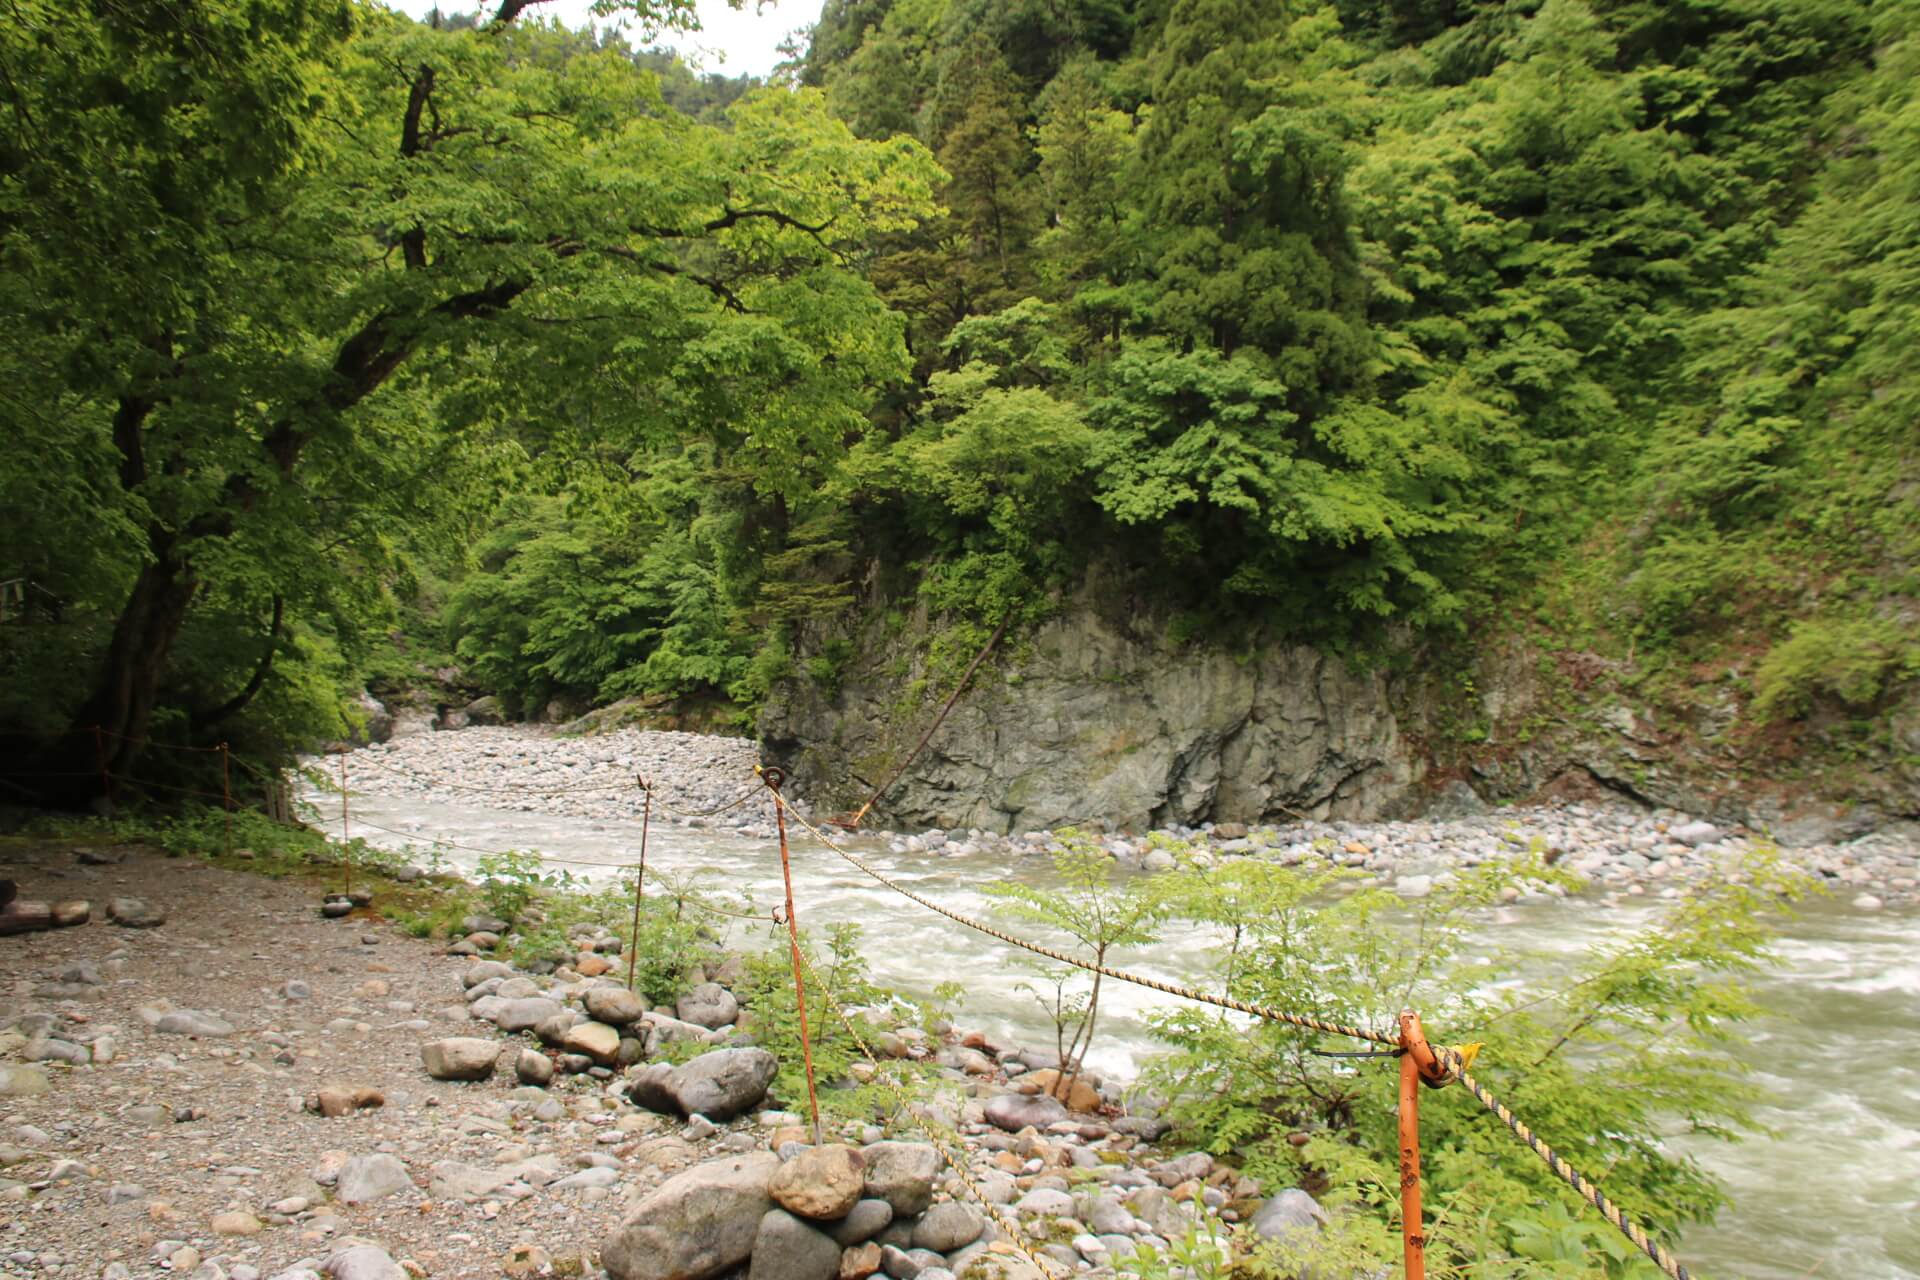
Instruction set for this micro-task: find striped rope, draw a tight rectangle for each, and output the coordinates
[1458,1069,1691,1279]
[766,783,1399,1048]
[764,776,1696,1280]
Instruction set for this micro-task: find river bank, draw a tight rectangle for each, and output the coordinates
[305,726,1920,1279]
[0,839,1291,1280]
[329,726,1919,910]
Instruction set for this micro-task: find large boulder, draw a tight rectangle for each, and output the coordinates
[676,982,740,1029]
[601,1153,778,1280]
[747,1209,841,1280]
[983,1093,1066,1133]
[860,1142,940,1217]
[586,986,648,1027]
[422,1038,500,1081]
[668,1048,777,1122]
[768,1145,866,1221]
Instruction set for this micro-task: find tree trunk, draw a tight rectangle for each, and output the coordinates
[72,530,197,779]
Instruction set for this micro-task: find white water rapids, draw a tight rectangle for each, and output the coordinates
[305,786,1920,1278]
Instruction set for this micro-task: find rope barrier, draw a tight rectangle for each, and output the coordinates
[763,774,1400,1048]
[1457,1068,1691,1279]
[756,771,1694,1280]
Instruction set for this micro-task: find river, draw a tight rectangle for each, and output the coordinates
[305,787,1920,1278]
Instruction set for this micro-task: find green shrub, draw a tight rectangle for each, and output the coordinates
[1751,616,1916,721]
[1144,849,1810,1274]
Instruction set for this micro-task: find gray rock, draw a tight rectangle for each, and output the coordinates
[826,1197,894,1246]
[747,1209,841,1280]
[585,986,647,1027]
[601,1152,778,1280]
[668,1047,777,1121]
[1015,1187,1076,1218]
[912,1201,985,1252]
[334,1154,411,1204]
[641,1011,712,1055]
[1251,1187,1328,1248]
[154,1010,235,1037]
[553,1166,619,1190]
[463,961,514,988]
[625,1063,677,1116]
[107,897,165,928]
[860,1142,940,1216]
[323,1245,405,1280]
[676,982,740,1030]
[491,998,564,1033]
[758,603,1413,831]
[429,1162,513,1202]
[421,1038,499,1081]
[515,1049,555,1086]
[983,1093,1067,1133]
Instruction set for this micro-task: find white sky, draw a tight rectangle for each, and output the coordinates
[388,0,827,77]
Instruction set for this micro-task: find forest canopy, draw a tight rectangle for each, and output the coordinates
[1,0,1914,781]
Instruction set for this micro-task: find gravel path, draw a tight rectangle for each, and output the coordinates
[0,842,727,1280]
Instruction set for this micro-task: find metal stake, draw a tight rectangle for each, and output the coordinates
[626,777,652,993]
[764,766,823,1145]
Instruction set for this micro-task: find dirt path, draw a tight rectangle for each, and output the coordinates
[0,839,696,1280]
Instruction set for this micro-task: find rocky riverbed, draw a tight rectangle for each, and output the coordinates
[325,727,1918,910]
[0,840,1293,1280]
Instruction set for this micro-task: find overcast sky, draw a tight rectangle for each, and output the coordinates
[387,1,827,77]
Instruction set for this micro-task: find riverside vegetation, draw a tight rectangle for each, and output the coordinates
[13,783,1815,1277]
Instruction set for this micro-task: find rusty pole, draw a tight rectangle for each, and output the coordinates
[338,751,351,897]
[764,766,823,1145]
[220,743,233,855]
[1397,1009,1455,1280]
[626,776,652,993]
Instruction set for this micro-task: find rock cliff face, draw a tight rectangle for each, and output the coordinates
[759,604,1419,833]
[759,593,1920,841]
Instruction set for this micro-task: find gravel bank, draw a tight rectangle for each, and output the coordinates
[322,728,1917,910]
[0,841,1274,1280]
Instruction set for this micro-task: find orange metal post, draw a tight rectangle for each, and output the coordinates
[1397,1009,1455,1279]
[765,767,823,1145]
[1398,1043,1427,1280]
[626,777,652,993]
[338,751,351,896]
[220,743,233,855]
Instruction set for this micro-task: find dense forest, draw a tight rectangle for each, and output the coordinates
[1,0,1914,793]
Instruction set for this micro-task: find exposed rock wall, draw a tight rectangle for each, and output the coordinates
[758,593,1920,841]
[759,604,1419,833]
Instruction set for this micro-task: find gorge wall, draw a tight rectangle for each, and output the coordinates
[758,595,1920,845]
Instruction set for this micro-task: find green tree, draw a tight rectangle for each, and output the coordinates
[0,0,938,782]
[987,828,1163,1099]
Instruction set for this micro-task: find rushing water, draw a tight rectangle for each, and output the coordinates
[308,789,1920,1279]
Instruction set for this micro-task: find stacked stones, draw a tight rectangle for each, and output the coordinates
[404,936,1326,1280]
